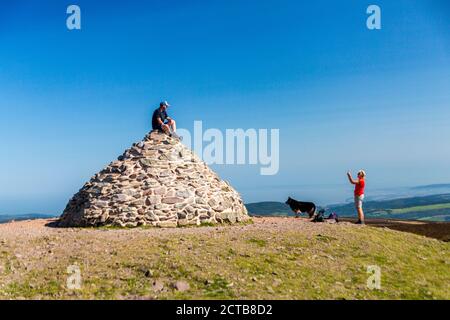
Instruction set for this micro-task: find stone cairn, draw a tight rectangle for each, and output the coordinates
[58,131,249,227]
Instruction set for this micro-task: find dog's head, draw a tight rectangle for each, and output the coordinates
[285,197,293,205]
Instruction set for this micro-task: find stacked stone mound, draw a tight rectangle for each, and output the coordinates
[58,131,249,227]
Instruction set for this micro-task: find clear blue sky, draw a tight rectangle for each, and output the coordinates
[0,0,449,214]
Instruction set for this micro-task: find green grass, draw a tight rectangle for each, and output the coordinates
[391,203,450,214]
[248,238,268,247]
[1,221,449,300]
[418,215,450,222]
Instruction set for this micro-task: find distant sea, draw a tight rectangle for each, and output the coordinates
[0,214,57,224]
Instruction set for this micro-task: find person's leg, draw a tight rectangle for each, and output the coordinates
[357,207,365,222]
[166,119,182,140]
[354,196,365,223]
[169,119,177,132]
[354,196,360,222]
[358,195,365,222]
[161,124,171,135]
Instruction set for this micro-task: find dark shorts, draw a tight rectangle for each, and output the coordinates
[152,121,169,132]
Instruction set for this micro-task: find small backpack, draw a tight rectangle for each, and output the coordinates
[312,209,325,222]
[327,212,339,223]
[312,209,339,223]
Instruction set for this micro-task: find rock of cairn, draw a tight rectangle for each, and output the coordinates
[58,131,249,227]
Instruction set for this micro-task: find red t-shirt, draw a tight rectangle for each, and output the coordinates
[354,179,365,196]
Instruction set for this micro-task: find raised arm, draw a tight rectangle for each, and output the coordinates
[347,171,358,185]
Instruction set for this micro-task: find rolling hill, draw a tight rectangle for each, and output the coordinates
[244,202,291,216]
[246,194,450,222]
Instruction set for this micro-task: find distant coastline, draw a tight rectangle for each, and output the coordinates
[0,213,57,224]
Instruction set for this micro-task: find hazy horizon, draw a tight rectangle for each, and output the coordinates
[1,1,449,215]
[2,182,450,216]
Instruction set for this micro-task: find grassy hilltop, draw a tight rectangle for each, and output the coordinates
[0,217,448,300]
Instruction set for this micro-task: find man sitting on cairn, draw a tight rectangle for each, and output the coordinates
[151,100,181,140]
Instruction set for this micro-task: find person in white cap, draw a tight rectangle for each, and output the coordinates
[347,170,366,225]
[151,101,180,139]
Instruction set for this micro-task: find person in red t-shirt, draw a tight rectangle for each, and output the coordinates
[347,170,366,225]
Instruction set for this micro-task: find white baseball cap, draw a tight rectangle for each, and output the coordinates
[160,101,170,107]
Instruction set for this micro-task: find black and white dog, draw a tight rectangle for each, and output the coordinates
[285,197,316,218]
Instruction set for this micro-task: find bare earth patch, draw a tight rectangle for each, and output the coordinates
[0,217,449,299]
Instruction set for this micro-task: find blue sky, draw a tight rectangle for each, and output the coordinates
[0,0,449,214]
